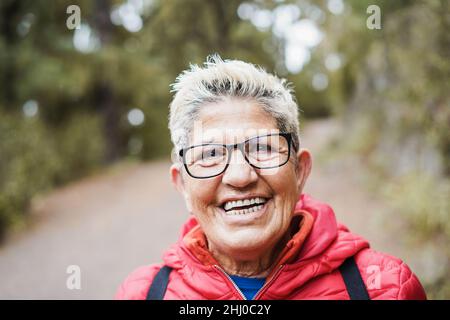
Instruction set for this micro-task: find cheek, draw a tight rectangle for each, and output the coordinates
[265,170,299,225]
[266,167,299,200]
[186,180,218,212]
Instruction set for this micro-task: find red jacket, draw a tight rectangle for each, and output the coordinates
[115,194,427,300]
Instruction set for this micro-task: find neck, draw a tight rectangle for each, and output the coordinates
[208,231,291,278]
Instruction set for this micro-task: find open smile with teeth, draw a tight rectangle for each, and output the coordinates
[222,197,268,215]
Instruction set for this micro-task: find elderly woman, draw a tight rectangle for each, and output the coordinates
[115,55,426,300]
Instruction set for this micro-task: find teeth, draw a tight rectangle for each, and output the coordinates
[225,204,264,215]
[223,197,267,211]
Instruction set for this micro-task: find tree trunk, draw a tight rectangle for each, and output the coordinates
[92,0,121,163]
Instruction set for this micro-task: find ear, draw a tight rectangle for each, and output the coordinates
[295,148,312,194]
[170,163,186,195]
[170,163,193,212]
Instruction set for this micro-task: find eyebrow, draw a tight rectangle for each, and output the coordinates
[200,137,217,144]
[197,132,281,145]
[200,132,270,144]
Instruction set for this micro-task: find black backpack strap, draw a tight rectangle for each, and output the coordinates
[148,260,368,300]
[146,265,173,300]
[339,256,371,300]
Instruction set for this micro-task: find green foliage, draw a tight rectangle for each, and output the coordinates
[317,0,450,297]
[0,0,279,237]
[0,111,59,236]
[383,173,450,299]
[0,110,105,238]
[54,113,106,184]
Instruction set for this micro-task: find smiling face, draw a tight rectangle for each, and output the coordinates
[171,97,311,260]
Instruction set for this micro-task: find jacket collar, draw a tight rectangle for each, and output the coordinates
[161,194,371,299]
[181,205,315,272]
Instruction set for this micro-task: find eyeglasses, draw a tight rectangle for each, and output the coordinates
[179,133,293,179]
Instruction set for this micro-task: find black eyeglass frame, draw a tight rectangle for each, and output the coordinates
[178,132,294,179]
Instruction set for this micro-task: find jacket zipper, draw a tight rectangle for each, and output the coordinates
[253,265,285,300]
[213,264,285,300]
[214,265,247,300]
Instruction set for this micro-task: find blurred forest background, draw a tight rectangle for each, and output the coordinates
[0,0,449,298]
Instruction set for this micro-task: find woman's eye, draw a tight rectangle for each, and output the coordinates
[203,148,216,159]
[199,146,224,161]
[256,143,271,152]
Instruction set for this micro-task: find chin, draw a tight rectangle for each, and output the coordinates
[220,232,270,253]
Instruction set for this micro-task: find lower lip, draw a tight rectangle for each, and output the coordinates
[218,199,271,225]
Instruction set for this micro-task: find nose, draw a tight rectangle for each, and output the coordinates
[222,147,258,188]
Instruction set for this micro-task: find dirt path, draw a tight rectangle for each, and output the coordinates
[0,119,405,299]
[0,161,187,299]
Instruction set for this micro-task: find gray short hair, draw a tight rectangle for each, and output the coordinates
[168,54,300,156]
